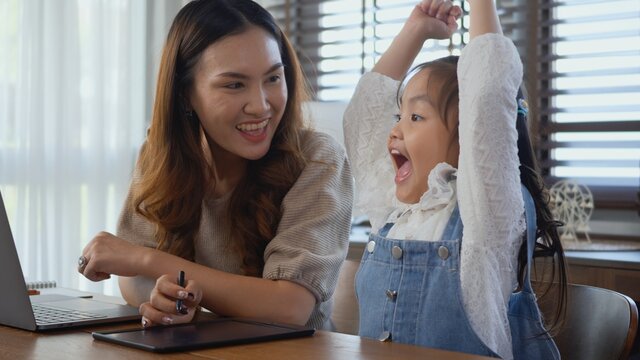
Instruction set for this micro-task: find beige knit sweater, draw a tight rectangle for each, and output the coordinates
[116,130,353,329]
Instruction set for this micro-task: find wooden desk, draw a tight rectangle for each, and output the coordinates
[0,322,494,360]
[0,291,493,359]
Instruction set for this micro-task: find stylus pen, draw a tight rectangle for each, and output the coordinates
[176,270,187,315]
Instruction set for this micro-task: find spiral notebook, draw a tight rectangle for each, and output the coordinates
[26,281,57,290]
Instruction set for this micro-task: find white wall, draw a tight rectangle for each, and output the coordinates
[303,101,348,148]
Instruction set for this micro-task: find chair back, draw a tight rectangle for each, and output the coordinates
[538,283,638,360]
[331,259,360,335]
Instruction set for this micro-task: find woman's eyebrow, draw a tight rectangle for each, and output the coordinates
[216,62,284,80]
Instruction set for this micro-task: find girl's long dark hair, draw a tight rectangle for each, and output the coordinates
[399,56,567,332]
[515,89,568,332]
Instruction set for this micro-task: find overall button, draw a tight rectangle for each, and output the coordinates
[391,245,403,259]
[367,241,376,253]
[438,245,450,260]
[385,289,397,300]
[378,330,392,342]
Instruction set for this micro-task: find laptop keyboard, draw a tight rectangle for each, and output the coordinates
[33,304,107,324]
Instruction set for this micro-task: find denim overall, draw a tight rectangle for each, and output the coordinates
[355,186,560,359]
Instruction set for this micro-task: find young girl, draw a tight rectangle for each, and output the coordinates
[344,0,566,359]
[78,0,353,330]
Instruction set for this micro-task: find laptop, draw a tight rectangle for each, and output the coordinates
[0,190,141,331]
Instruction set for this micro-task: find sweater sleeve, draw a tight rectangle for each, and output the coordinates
[115,147,160,305]
[457,33,525,360]
[343,72,401,231]
[262,131,353,305]
[116,150,157,249]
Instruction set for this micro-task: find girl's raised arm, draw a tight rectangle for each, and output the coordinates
[372,1,461,80]
[468,0,503,39]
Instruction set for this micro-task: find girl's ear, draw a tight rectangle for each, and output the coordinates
[446,134,460,169]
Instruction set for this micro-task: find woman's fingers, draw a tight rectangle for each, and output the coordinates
[78,231,144,282]
[79,250,112,282]
[183,279,203,308]
[148,275,202,319]
[150,275,186,313]
[139,276,200,327]
[138,301,195,326]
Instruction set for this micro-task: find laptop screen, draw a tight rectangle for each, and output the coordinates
[0,190,38,330]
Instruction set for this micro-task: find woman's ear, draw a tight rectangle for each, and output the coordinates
[180,91,193,114]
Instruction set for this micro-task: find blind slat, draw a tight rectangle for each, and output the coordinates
[539,67,640,79]
[540,105,640,116]
[542,159,639,168]
[542,121,640,134]
[540,141,640,150]
[540,85,640,96]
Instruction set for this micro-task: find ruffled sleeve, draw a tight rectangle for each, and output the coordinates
[343,72,401,231]
[457,33,525,360]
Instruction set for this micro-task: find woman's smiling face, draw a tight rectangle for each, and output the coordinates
[388,68,459,204]
[188,25,287,163]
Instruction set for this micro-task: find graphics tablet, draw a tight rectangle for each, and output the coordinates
[92,317,315,353]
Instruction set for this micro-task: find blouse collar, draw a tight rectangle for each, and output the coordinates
[395,162,457,217]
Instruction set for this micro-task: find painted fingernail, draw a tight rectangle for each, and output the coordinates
[162,316,173,325]
[179,304,189,315]
[142,317,149,328]
[177,290,188,299]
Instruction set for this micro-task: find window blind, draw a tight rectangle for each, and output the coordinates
[535,0,640,209]
[265,0,468,101]
[264,0,640,211]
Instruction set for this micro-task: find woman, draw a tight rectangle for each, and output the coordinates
[77,0,353,330]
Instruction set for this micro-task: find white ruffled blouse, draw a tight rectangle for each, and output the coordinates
[343,33,525,360]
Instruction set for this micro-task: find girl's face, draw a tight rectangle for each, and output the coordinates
[189,26,287,164]
[388,68,459,204]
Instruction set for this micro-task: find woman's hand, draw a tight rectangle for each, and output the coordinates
[407,0,462,40]
[138,274,203,327]
[78,231,147,281]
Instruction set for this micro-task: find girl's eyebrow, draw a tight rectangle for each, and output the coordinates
[407,93,435,106]
[216,62,284,80]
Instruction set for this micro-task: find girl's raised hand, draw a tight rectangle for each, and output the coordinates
[408,0,462,40]
[138,273,203,327]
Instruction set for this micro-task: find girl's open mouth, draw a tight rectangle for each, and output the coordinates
[391,150,412,184]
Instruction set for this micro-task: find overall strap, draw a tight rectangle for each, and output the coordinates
[377,206,461,239]
[378,222,394,237]
[521,184,537,293]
